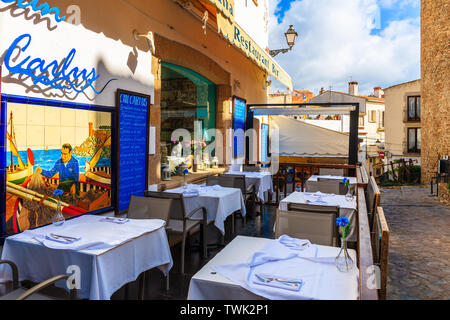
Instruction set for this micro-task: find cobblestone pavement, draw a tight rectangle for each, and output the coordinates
[381,186,450,300]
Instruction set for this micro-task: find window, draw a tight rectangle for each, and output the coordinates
[379,111,385,128]
[359,116,365,127]
[407,96,421,121]
[407,128,421,153]
[369,110,377,123]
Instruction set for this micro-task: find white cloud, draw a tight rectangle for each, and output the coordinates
[269,0,420,95]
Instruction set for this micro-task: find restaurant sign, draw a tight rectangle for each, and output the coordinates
[0,0,66,22]
[217,14,293,90]
[204,0,234,21]
[4,33,115,95]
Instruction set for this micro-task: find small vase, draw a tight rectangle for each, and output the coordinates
[52,200,65,226]
[345,185,353,201]
[336,237,354,272]
[182,175,188,188]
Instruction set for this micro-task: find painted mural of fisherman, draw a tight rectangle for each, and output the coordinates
[35,143,80,196]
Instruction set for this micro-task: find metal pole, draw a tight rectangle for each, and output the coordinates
[348,103,360,177]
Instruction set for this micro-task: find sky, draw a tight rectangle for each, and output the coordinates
[269,0,421,95]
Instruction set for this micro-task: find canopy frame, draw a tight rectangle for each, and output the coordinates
[247,102,360,176]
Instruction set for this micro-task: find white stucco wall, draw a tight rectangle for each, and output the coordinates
[0,4,154,107]
[234,0,269,50]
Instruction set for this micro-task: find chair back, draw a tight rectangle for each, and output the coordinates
[372,207,389,300]
[223,174,246,195]
[206,175,221,186]
[243,165,261,172]
[306,180,341,194]
[319,168,345,176]
[366,176,381,230]
[217,174,240,189]
[276,203,339,246]
[128,195,171,224]
[317,178,348,195]
[229,164,242,172]
[146,191,187,221]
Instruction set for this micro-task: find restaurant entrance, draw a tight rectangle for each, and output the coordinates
[160,62,216,172]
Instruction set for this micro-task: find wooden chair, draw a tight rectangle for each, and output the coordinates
[145,191,207,274]
[372,207,389,300]
[275,203,340,246]
[0,260,77,300]
[366,176,381,232]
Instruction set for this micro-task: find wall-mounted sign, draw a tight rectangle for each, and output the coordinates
[205,0,234,21]
[216,14,293,90]
[4,34,116,95]
[116,90,150,213]
[261,123,269,163]
[233,96,246,158]
[1,0,66,22]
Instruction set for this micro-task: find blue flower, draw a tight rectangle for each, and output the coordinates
[53,189,64,197]
[342,178,348,184]
[336,217,350,227]
[183,169,189,175]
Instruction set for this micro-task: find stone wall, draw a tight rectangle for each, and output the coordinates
[421,0,450,203]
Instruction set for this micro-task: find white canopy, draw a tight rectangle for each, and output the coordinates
[271,116,349,157]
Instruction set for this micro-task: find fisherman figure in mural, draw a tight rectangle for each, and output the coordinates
[35,144,80,196]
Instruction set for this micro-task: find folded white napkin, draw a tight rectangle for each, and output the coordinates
[45,233,81,244]
[100,217,130,224]
[182,190,200,198]
[278,235,311,251]
[253,273,303,292]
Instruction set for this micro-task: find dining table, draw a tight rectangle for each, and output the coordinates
[306,175,357,191]
[165,184,246,235]
[224,171,274,203]
[188,235,359,300]
[0,215,173,300]
[279,191,358,242]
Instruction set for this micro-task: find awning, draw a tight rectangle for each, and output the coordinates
[194,0,292,90]
[271,116,349,157]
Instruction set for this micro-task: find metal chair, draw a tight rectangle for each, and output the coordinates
[319,168,345,176]
[128,195,173,295]
[317,178,348,195]
[275,203,340,246]
[372,207,389,300]
[145,191,207,274]
[0,260,77,300]
[243,165,261,172]
[306,180,341,195]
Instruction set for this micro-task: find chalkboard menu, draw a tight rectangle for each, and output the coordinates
[116,90,150,213]
[233,96,246,158]
[262,124,270,163]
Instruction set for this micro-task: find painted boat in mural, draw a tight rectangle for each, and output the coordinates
[6,112,34,185]
[85,135,112,186]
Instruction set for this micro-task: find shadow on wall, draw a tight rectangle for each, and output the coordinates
[0,2,59,31]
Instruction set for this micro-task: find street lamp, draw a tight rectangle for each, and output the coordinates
[269,25,298,57]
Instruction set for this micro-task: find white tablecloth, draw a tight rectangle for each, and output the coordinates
[188,236,359,300]
[225,171,274,202]
[166,185,246,235]
[0,215,173,300]
[279,192,358,242]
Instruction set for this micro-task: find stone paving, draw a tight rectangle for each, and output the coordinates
[381,186,450,300]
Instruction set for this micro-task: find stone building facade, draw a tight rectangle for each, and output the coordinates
[421,0,450,203]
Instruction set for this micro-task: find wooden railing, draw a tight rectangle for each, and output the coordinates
[357,186,379,300]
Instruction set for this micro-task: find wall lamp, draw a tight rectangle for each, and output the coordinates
[269,25,298,57]
[133,30,155,55]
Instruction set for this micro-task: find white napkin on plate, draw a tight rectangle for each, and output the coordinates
[278,235,311,251]
[100,217,130,224]
[45,233,81,244]
[253,273,303,292]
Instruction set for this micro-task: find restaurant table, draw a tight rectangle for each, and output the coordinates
[165,184,246,235]
[224,171,274,203]
[279,192,358,242]
[188,236,359,300]
[0,215,173,300]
